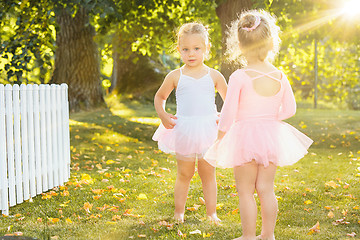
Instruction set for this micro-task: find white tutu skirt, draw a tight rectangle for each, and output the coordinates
[204,119,313,168]
[152,115,218,159]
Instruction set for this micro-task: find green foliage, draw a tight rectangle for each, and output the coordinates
[0,0,56,84]
[254,0,360,108]
[0,0,122,84]
[107,0,221,68]
[1,0,360,108]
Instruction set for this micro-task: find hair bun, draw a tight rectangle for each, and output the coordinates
[241,15,256,28]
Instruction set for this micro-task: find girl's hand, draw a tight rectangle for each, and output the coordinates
[160,113,177,129]
[217,130,226,141]
[216,112,221,124]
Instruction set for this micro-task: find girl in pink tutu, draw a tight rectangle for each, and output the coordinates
[204,10,313,240]
[153,22,227,223]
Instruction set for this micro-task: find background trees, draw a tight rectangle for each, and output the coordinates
[1,0,360,111]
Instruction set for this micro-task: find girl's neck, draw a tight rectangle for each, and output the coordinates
[243,51,269,67]
[182,63,208,78]
[246,59,267,68]
[244,59,276,72]
[182,63,207,73]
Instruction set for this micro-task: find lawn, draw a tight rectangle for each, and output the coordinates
[0,96,359,240]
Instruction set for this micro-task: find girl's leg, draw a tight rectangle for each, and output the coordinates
[197,159,220,222]
[234,160,258,239]
[255,163,277,240]
[174,156,196,222]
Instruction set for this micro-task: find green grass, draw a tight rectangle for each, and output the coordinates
[0,96,359,240]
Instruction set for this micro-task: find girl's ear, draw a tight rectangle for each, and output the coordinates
[269,40,274,51]
[177,45,180,53]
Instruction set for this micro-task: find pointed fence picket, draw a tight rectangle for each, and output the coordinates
[0,83,70,215]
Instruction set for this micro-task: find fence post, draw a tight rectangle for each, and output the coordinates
[5,84,16,207]
[0,83,70,214]
[13,84,23,204]
[50,84,59,187]
[61,84,71,179]
[33,85,42,194]
[45,85,53,189]
[27,84,36,197]
[20,84,30,200]
[0,85,9,215]
[55,86,64,186]
[39,85,48,191]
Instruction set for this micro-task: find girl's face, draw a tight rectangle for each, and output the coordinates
[177,33,209,68]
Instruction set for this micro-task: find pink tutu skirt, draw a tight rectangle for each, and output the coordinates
[152,114,218,159]
[204,119,313,168]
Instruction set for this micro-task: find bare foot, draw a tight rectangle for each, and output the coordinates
[233,237,257,240]
[256,236,275,240]
[174,213,184,223]
[207,213,221,224]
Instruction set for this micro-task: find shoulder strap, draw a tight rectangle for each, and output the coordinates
[243,69,282,82]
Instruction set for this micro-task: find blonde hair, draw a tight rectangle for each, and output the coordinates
[177,22,210,46]
[226,10,280,66]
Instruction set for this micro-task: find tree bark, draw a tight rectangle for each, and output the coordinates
[216,0,253,79]
[52,7,104,111]
[110,32,134,93]
[111,33,165,97]
[215,0,253,110]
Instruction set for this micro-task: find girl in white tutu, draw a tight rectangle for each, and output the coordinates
[204,10,313,240]
[153,22,227,222]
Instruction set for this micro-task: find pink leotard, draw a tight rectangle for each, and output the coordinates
[205,69,313,168]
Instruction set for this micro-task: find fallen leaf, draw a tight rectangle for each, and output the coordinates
[186,204,201,211]
[48,218,60,224]
[137,193,148,200]
[91,189,105,195]
[216,203,224,209]
[325,181,339,189]
[189,230,202,235]
[83,202,93,213]
[232,208,239,215]
[308,221,320,234]
[341,209,348,216]
[346,232,356,237]
[112,215,121,221]
[203,232,214,238]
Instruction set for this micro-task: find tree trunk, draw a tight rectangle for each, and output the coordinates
[215,0,252,110]
[52,7,104,111]
[111,33,165,97]
[216,0,253,79]
[110,32,134,93]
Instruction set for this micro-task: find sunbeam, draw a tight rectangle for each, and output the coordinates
[342,0,360,17]
[288,9,341,37]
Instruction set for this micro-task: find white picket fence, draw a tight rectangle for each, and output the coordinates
[0,83,70,215]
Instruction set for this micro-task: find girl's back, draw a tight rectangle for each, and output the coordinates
[235,68,286,120]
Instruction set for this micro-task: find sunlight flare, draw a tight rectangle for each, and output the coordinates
[342,0,360,17]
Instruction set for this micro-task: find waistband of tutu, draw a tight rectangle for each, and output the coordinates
[235,115,277,122]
